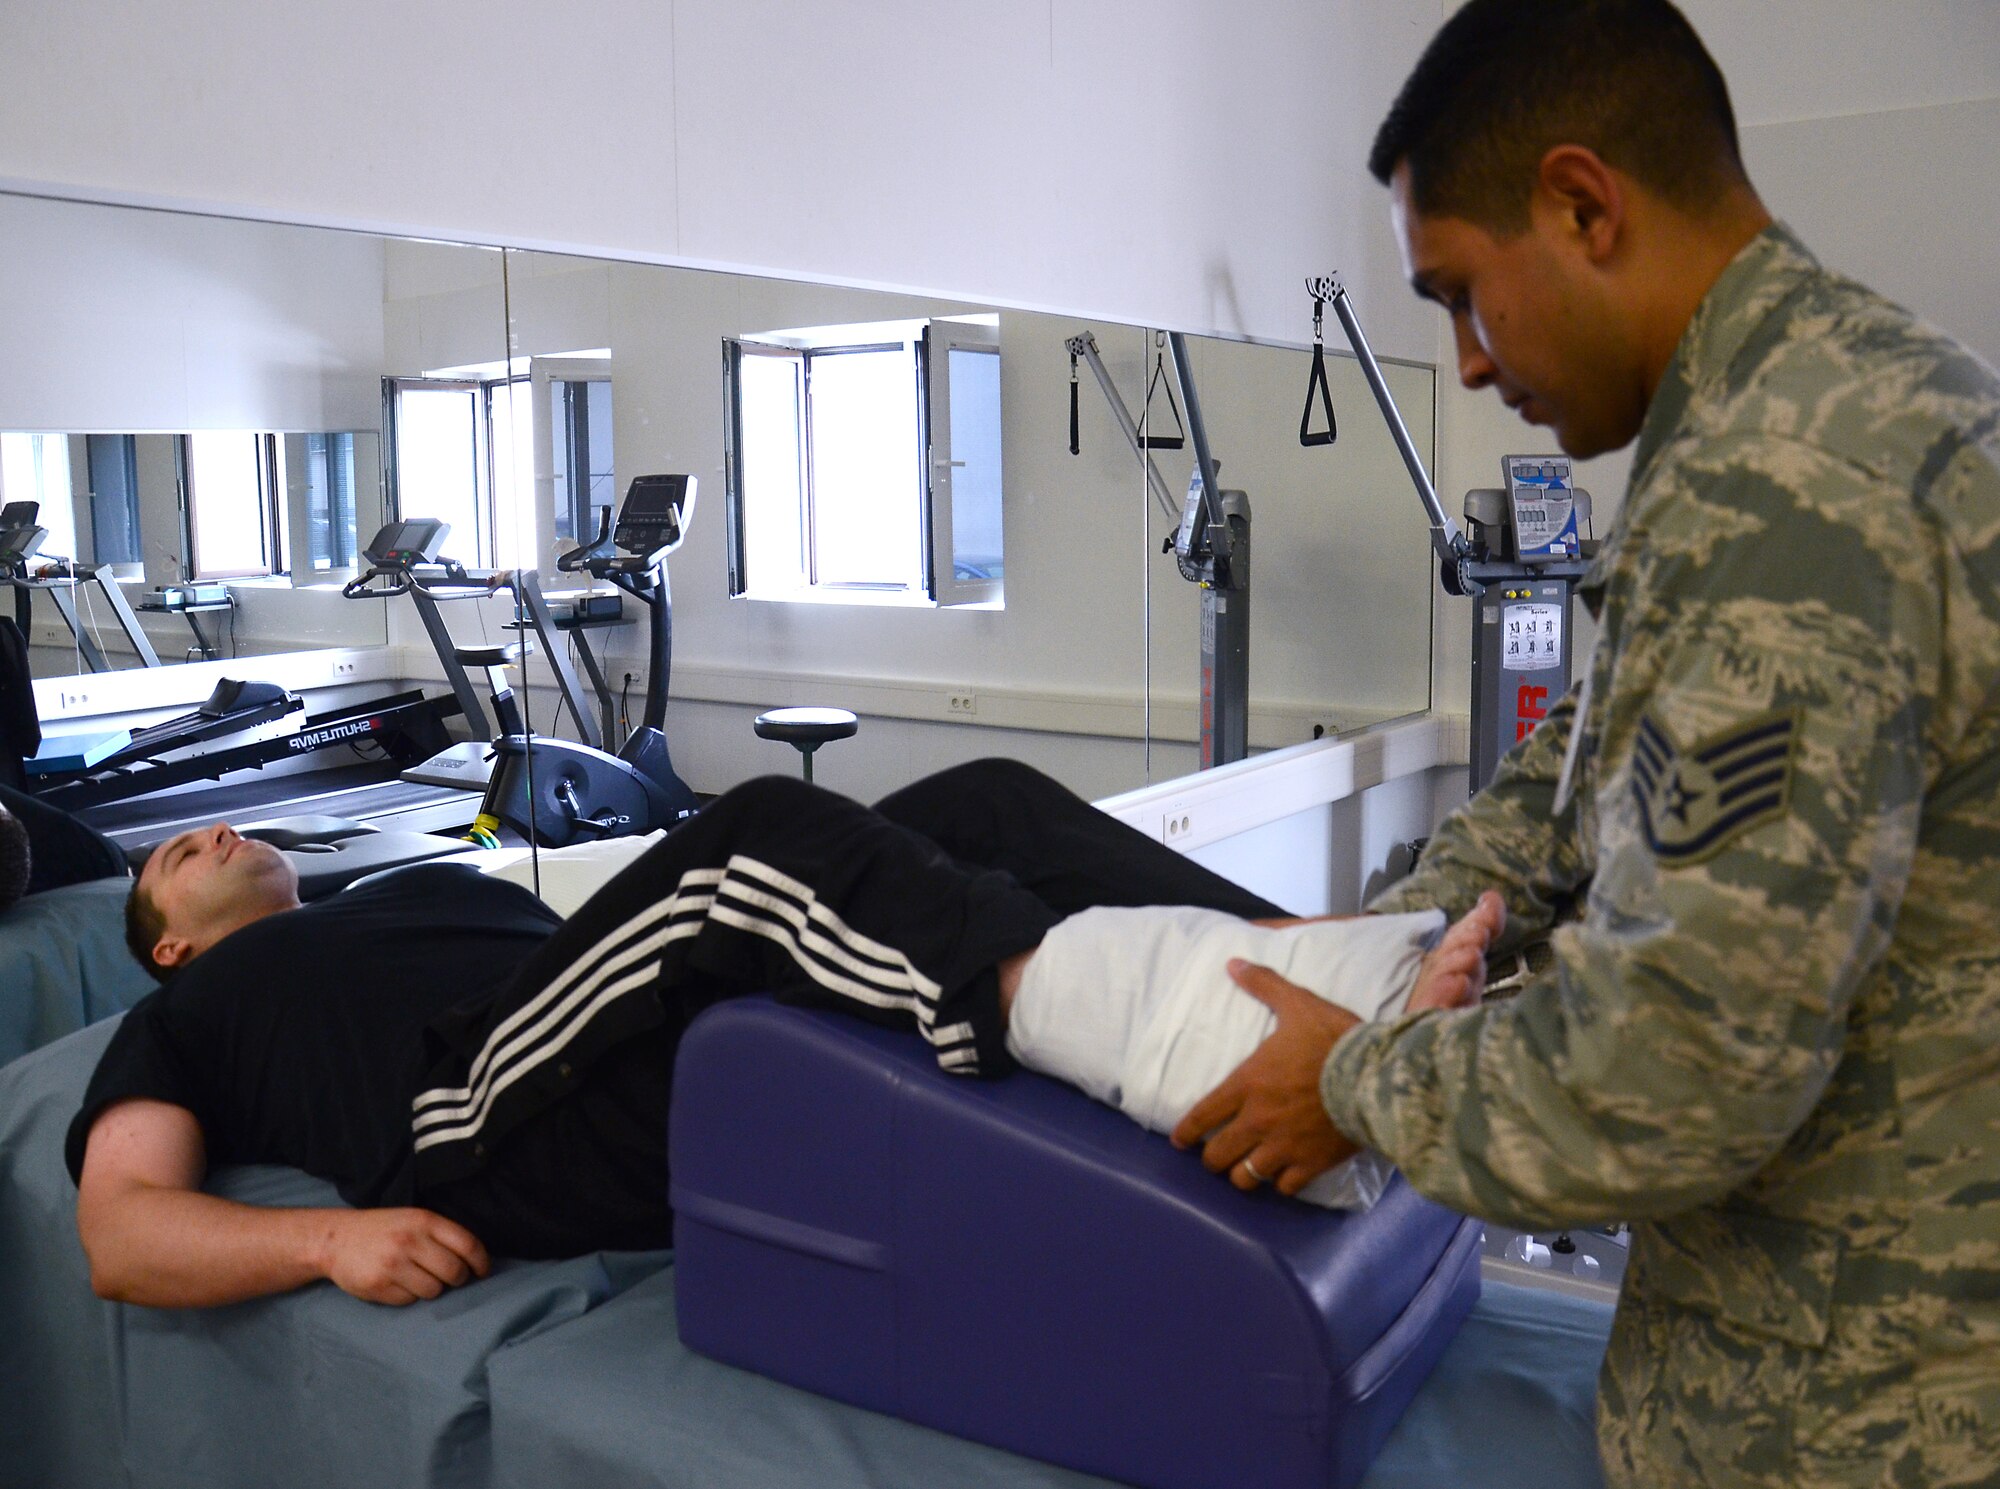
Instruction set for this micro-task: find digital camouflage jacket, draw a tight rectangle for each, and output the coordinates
[1339,225,2000,1487]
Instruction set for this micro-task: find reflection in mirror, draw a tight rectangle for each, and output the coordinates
[466,250,1436,800]
[1136,332,1437,775]
[0,190,407,681]
[0,187,1439,805]
[0,424,384,675]
[0,429,382,584]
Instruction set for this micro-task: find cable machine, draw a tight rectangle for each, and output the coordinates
[1302,274,1593,793]
[1069,280,1592,792]
[1067,331,1251,770]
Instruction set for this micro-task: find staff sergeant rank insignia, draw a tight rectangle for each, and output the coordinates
[1631,708,1798,867]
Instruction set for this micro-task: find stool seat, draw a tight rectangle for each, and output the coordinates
[455,641,529,668]
[753,706,859,747]
[754,707,859,783]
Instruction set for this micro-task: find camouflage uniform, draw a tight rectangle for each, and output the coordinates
[1336,224,2000,1487]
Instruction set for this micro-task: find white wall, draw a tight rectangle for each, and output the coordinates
[4,0,1995,837]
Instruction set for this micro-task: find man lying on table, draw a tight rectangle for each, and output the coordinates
[70,757,1500,1307]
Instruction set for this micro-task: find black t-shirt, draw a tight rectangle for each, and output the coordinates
[65,864,561,1206]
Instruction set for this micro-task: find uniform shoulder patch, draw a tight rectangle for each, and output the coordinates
[1630,708,1798,867]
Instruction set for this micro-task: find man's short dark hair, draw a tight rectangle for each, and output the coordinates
[1369,0,1747,232]
[0,808,28,912]
[125,860,170,983]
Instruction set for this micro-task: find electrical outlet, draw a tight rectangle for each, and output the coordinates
[948,691,978,716]
[333,660,357,677]
[1163,809,1195,843]
[59,688,90,709]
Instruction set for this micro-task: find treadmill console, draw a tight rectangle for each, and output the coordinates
[0,519,48,568]
[613,475,695,563]
[364,518,452,569]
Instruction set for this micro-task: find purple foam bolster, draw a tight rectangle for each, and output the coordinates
[670,997,1479,1489]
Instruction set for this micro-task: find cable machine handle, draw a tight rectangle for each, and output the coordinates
[1299,294,1338,447]
[1140,335,1187,450]
[1068,351,1081,456]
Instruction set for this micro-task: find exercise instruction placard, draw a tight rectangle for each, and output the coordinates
[1502,603,1562,671]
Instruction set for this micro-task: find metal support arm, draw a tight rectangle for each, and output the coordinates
[1316,275,1469,575]
[1064,333,1181,519]
[1165,332,1230,564]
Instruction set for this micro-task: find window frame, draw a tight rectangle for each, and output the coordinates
[923,319,1003,607]
[800,336,926,593]
[83,433,144,575]
[530,355,615,569]
[482,373,534,570]
[181,431,279,581]
[722,316,1003,609]
[280,431,361,576]
[384,376,492,566]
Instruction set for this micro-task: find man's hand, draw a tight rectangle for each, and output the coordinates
[1171,962,1362,1196]
[320,1208,491,1306]
[1170,893,1506,1195]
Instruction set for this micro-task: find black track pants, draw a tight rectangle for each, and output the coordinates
[410,760,1283,1255]
[872,757,1286,921]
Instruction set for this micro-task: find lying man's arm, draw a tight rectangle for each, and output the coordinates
[76,1099,490,1308]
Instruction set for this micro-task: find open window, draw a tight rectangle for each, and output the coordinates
[387,360,610,573]
[724,316,1004,607]
[386,378,490,563]
[84,435,144,573]
[183,431,277,579]
[281,432,361,573]
[533,356,616,554]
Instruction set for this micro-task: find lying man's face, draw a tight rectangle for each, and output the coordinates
[137,824,301,971]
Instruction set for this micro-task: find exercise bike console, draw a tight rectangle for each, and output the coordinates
[611,472,693,566]
[478,475,702,847]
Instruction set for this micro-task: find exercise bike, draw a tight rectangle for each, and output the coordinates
[468,475,702,847]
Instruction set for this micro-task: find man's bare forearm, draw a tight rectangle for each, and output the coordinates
[75,1098,489,1309]
[79,1183,344,1308]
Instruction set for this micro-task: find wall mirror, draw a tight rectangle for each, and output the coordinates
[472,247,1438,796]
[0,192,507,680]
[0,187,1437,800]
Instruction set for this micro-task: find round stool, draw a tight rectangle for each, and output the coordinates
[753,706,858,783]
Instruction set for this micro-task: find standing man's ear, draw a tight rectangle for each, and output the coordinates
[1533,145,1627,261]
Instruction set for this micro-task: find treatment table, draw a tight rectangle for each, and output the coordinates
[2,1006,1613,1489]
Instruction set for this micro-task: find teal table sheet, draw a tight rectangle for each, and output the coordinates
[0,878,155,1068]
[2,1017,1612,1489]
